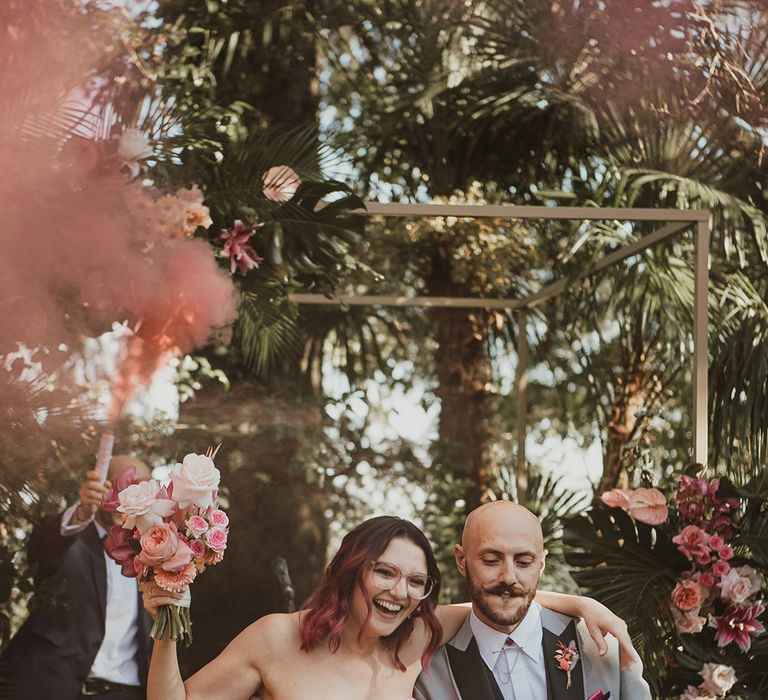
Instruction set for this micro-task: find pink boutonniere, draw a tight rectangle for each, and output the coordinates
[554,640,580,689]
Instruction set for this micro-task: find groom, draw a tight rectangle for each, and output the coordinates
[414,502,651,700]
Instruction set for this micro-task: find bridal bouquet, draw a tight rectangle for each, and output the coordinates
[102,449,228,646]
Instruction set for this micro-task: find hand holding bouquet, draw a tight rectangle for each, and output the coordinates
[102,448,229,646]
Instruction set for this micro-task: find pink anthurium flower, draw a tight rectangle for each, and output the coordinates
[628,487,669,525]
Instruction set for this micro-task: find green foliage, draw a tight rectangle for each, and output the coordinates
[564,506,684,693]
[564,465,768,698]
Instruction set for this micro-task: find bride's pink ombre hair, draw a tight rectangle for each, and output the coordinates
[300,516,443,671]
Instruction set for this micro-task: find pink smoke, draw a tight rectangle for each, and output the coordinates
[0,5,237,415]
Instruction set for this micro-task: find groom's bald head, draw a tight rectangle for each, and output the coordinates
[461,501,544,554]
[456,501,546,632]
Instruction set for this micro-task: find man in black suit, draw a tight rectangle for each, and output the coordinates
[4,456,153,699]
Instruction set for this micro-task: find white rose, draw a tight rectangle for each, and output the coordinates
[117,480,175,533]
[671,607,706,634]
[117,128,153,162]
[171,454,220,509]
[719,567,760,604]
[734,565,762,596]
[700,663,736,696]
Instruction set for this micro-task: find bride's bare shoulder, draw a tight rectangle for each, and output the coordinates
[238,611,304,654]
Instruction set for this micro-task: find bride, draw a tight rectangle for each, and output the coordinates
[142,515,633,700]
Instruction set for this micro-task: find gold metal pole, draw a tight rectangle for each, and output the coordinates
[516,310,528,504]
[693,218,710,466]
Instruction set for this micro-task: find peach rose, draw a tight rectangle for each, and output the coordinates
[628,488,669,525]
[138,523,193,571]
[671,580,703,613]
[600,488,633,509]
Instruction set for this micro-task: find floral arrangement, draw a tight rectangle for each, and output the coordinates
[102,448,228,646]
[601,473,765,698]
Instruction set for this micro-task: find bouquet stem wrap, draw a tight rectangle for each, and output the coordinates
[151,587,192,647]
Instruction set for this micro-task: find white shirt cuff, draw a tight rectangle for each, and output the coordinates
[60,503,94,536]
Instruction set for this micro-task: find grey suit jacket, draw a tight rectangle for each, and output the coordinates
[414,607,651,700]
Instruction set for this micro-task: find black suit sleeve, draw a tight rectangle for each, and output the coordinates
[27,512,83,583]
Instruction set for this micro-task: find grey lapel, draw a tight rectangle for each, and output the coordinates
[446,615,503,700]
[540,607,618,699]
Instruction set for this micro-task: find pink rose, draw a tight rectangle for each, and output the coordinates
[601,489,632,509]
[708,535,724,551]
[133,556,146,578]
[205,528,228,552]
[186,514,209,537]
[697,550,712,566]
[719,544,734,561]
[673,525,710,559]
[189,539,206,558]
[210,509,229,528]
[628,488,668,525]
[138,523,193,571]
[712,560,731,578]
[695,572,715,589]
[671,580,703,613]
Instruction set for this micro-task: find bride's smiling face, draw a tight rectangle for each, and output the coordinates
[350,536,429,640]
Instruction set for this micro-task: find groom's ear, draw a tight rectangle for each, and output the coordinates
[539,549,548,576]
[454,544,467,577]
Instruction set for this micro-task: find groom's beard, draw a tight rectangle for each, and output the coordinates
[466,567,537,628]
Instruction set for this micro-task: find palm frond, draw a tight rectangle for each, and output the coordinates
[235,282,303,376]
[563,506,686,694]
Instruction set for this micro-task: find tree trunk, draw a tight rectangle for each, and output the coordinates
[427,245,496,512]
[596,358,647,496]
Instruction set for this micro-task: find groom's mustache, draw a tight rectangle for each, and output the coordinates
[483,584,531,597]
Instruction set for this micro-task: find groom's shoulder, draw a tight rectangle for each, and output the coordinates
[538,604,580,633]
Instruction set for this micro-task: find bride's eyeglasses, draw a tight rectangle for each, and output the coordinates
[369,561,435,600]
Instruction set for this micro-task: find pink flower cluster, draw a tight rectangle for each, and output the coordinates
[102,454,229,597]
[668,476,764,653]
